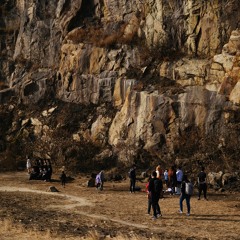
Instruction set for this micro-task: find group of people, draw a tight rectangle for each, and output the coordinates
[26,157,53,181]
[26,156,208,219]
[128,164,208,220]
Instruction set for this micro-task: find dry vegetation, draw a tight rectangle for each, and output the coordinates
[0,172,239,240]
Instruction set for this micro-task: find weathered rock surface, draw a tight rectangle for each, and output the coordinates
[0,0,239,180]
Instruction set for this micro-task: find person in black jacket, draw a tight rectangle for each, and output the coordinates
[148,171,163,220]
[60,171,67,188]
[129,164,136,193]
[198,166,208,200]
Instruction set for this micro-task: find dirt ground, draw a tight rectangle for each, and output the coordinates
[0,171,239,240]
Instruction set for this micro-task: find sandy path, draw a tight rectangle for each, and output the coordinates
[0,185,157,231]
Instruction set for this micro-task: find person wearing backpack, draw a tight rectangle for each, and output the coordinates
[178,174,193,216]
[148,171,163,220]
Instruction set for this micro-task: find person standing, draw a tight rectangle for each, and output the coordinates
[26,156,31,174]
[164,169,168,187]
[198,166,208,200]
[145,176,152,215]
[156,165,162,179]
[176,166,183,194]
[129,164,136,193]
[60,171,67,188]
[148,171,163,220]
[179,174,192,216]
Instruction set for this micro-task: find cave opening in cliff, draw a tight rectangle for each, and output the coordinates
[23,82,39,96]
[67,0,96,32]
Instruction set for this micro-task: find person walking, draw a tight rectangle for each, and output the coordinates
[129,164,136,193]
[179,174,192,216]
[148,171,163,220]
[198,166,208,200]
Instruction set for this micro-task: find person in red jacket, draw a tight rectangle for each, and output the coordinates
[145,176,152,215]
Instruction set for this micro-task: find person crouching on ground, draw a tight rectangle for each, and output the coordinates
[148,171,163,220]
[96,170,104,191]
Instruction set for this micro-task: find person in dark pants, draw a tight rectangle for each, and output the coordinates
[60,171,67,188]
[198,166,208,200]
[148,171,163,220]
[179,175,191,216]
[129,164,136,193]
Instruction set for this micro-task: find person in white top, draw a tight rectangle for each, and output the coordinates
[156,165,162,179]
[26,157,31,174]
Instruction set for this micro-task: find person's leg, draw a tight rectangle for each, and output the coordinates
[198,184,203,199]
[179,194,185,212]
[156,196,161,215]
[132,179,136,193]
[130,179,133,192]
[147,199,151,214]
[203,183,207,199]
[151,197,157,218]
[186,195,191,214]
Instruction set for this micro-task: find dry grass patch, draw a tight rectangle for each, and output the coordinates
[0,219,55,240]
[66,22,137,48]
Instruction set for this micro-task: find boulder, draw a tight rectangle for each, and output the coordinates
[47,186,59,192]
[208,171,223,186]
[87,178,96,187]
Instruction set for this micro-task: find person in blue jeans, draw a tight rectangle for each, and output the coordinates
[179,174,191,216]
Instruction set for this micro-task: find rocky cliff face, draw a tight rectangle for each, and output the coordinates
[0,0,239,174]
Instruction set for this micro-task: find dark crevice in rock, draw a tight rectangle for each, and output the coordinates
[67,0,96,32]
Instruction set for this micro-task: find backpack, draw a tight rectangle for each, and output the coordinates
[185,182,194,195]
[154,179,163,194]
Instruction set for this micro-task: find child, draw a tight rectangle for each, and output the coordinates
[60,171,66,187]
